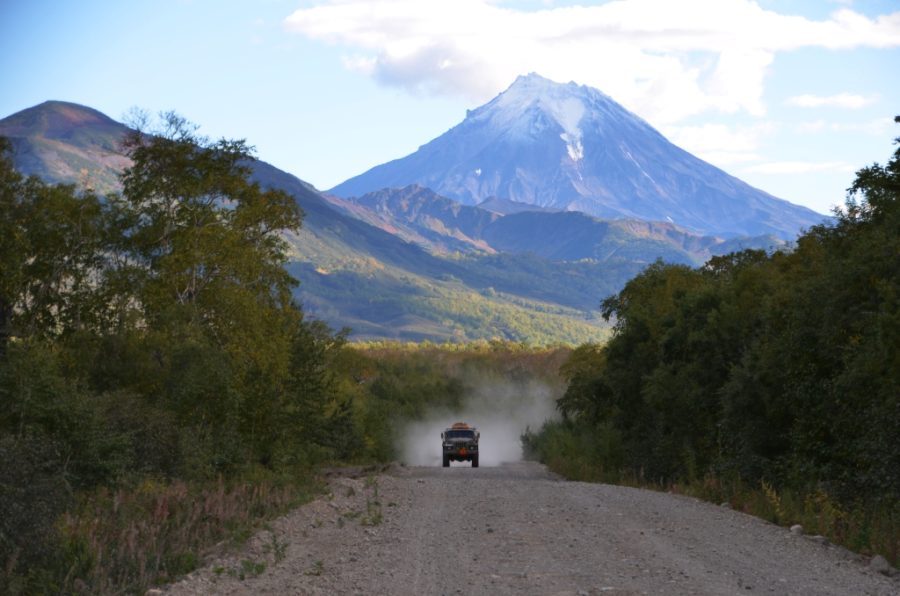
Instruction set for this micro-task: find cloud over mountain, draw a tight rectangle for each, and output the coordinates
[284,0,900,125]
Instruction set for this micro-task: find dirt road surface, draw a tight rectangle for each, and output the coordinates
[166,462,898,595]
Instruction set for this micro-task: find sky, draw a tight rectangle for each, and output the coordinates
[2,0,899,215]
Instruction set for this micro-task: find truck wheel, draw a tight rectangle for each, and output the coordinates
[472,455,479,468]
[442,454,449,467]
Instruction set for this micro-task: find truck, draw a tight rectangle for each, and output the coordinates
[441,422,479,467]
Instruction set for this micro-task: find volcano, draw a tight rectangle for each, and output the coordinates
[330,74,825,240]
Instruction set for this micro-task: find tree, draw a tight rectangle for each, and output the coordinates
[0,138,107,353]
[0,138,21,354]
[105,113,310,466]
[115,113,302,331]
[110,114,305,376]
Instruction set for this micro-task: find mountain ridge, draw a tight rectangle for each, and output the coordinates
[329,184,786,264]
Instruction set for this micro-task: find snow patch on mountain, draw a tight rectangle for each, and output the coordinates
[490,73,586,161]
[622,147,657,185]
[561,133,584,162]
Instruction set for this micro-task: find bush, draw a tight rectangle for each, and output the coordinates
[0,434,71,593]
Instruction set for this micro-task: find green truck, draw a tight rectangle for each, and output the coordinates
[441,422,479,467]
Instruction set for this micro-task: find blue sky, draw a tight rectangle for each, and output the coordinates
[2,0,898,215]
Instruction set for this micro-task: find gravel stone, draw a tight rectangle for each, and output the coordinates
[870,555,895,577]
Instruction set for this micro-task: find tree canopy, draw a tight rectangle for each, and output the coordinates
[533,117,900,502]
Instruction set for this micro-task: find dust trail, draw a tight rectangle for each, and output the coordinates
[399,376,560,467]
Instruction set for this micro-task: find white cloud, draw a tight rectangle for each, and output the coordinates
[743,161,857,174]
[786,93,878,109]
[663,122,773,153]
[662,122,773,165]
[795,119,828,133]
[283,0,900,124]
[794,117,894,134]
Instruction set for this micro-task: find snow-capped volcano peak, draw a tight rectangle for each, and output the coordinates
[484,73,638,126]
[474,74,587,161]
[330,74,826,240]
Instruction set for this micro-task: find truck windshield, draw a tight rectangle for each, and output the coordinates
[445,430,475,440]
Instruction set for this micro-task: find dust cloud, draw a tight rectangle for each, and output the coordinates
[399,376,561,467]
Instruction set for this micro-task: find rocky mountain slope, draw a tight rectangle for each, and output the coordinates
[0,100,131,193]
[325,184,786,264]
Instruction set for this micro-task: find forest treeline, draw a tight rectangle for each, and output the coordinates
[525,118,900,562]
[0,117,568,594]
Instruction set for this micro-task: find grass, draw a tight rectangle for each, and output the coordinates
[678,476,900,568]
[264,532,288,564]
[360,476,383,527]
[303,560,325,576]
[56,470,322,594]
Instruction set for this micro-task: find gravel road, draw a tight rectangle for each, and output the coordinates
[165,461,898,595]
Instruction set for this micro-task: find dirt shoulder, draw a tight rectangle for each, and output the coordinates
[164,461,898,595]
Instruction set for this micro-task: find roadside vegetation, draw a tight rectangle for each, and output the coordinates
[0,121,568,595]
[0,117,344,593]
[524,118,900,566]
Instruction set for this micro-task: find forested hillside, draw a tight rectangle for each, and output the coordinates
[526,118,900,564]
